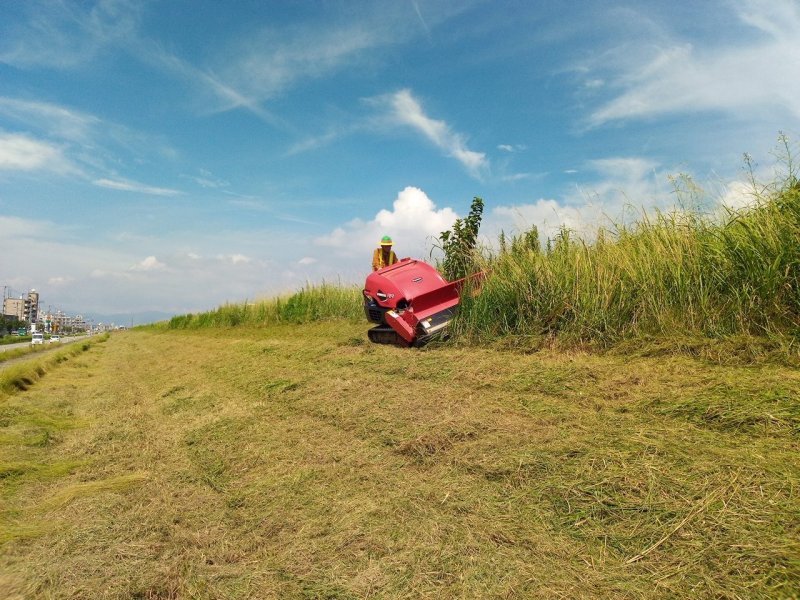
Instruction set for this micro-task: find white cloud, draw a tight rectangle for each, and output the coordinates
[48,276,72,286]
[373,89,489,177]
[0,133,74,173]
[131,256,166,272]
[298,257,317,266]
[222,27,378,103]
[497,144,526,153]
[93,178,182,197]
[585,0,800,126]
[488,199,603,241]
[484,156,668,243]
[0,0,141,69]
[229,254,251,265]
[719,180,760,212]
[0,96,179,179]
[0,97,100,143]
[317,186,458,260]
[186,169,229,189]
[501,173,533,182]
[0,214,302,314]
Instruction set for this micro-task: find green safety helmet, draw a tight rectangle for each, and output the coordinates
[380,235,393,246]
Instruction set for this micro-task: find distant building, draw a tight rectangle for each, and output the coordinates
[3,297,26,320]
[3,290,41,324]
[25,289,40,323]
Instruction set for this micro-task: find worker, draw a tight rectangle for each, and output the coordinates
[372,235,398,271]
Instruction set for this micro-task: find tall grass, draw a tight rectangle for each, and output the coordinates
[160,152,799,351]
[455,177,800,347]
[164,282,363,330]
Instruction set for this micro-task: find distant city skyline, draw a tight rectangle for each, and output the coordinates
[1,0,798,318]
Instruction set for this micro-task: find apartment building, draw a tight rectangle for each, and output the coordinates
[2,290,40,322]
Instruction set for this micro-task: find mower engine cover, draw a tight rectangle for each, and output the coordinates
[363,258,467,346]
[363,258,448,322]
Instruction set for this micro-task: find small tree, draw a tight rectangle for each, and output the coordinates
[438,196,484,281]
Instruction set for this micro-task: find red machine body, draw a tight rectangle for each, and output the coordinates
[363,258,477,346]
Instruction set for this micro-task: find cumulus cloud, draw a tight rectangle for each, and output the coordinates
[719,180,760,212]
[131,256,166,272]
[0,133,74,173]
[372,89,488,177]
[317,186,458,259]
[585,0,800,126]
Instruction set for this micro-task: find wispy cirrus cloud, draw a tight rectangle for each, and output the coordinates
[0,96,178,185]
[370,89,489,177]
[498,144,526,153]
[0,97,100,143]
[484,156,668,242]
[0,132,76,174]
[219,26,380,102]
[0,0,275,125]
[584,0,800,126]
[93,177,182,197]
[0,0,141,69]
[0,95,184,198]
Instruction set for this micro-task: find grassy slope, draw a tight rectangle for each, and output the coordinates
[1,324,798,598]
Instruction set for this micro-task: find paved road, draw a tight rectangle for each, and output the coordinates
[1,337,85,352]
[0,340,32,352]
[0,337,85,372]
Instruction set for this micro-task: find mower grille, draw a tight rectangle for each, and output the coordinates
[364,299,388,324]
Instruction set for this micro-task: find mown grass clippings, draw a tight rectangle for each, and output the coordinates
[0,325,798,598]
[36,472,149,511]
[0,334,108,398]
[0,343,48,364]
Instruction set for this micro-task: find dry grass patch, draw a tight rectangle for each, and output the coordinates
[0,324,798,598]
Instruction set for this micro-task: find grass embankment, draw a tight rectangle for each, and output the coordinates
[456,181,800,350]
[163,283,363,330]
[1,325,798,598]
[1,336,31,345]
[0,335,107,395]
[160,180,799,360]
[0,344,47,364]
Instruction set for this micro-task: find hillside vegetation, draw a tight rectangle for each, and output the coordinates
[1,324,798,598]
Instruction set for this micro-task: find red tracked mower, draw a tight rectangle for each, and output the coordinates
[363,258,482,347]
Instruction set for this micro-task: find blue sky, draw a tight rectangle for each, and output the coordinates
[1,0,798,320]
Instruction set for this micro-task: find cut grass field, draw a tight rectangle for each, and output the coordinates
[1,323,798,598]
